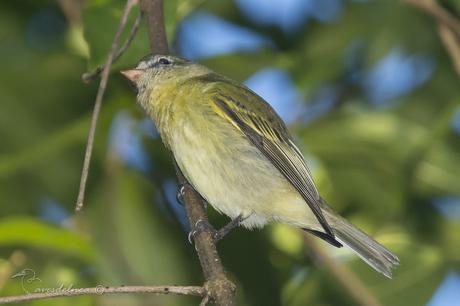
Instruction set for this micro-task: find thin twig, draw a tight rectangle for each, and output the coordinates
[304,235,382,306]
[0,285,205,304]
[403,0,460,37]
[75,0,138,212]
[437,22,460,76]
[404,0,460,77]
[82,10,144,83]
[199,294,211,306]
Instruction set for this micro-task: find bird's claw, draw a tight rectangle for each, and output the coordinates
[188,215,245,244]
[188,219,216,244]
[187,230,195,244]
[176,183,191,206]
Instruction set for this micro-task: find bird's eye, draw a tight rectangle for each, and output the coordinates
[158,57,171,65]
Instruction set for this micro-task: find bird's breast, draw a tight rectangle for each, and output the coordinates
[169,110,295,225]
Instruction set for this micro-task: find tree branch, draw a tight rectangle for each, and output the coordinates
[82,10,144,83]
[304,235,382,306]
[199,294,211,306]
[403,0,460,37]
[174,164,236,306]
[139,0,237,304]
[75,0,138,212]
[404,0,460,77]
[437,21,460,76]
[140,0,169,54]
[0,285,205,304]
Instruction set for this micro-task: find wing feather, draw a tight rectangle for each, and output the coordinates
[212,93,334,237]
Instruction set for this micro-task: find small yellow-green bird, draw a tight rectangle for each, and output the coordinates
[121,54,399,278]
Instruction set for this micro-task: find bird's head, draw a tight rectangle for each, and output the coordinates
[121,54,210,117]
[121,54,208,94]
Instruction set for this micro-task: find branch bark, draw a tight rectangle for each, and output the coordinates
[0,285,205,304]
[175,164,236,306]
[437,22,460,76]
[140,0,169,54]
[139,1,237,304]
[403,0,460,37]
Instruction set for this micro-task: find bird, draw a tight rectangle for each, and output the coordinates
[121,54,400,278]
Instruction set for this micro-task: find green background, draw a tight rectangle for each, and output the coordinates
[0,0,459,305]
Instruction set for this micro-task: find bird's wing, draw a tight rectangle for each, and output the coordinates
[207,80,334,237]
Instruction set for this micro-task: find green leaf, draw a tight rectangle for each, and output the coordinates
[0,217,94,262]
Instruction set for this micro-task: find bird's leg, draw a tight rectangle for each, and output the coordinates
[213,214,244,241]
[188,214,245,244]
[178,180,247,243]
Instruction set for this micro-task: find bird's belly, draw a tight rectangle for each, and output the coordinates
[171,120,315,229]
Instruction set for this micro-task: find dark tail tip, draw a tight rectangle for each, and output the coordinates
[303,228,343,248]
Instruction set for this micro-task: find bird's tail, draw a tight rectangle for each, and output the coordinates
[327,212,400,278]
[310,198,400,278]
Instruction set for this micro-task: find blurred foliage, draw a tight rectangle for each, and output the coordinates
[1,0,460,306]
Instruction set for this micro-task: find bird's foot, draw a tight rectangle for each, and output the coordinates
[188,219,216,243]
[176,183,208,210]
[188,215,244,244]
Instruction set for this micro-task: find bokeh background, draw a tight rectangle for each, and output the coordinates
[1,0,460,305]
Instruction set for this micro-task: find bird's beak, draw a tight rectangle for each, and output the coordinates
[120,69,145,82]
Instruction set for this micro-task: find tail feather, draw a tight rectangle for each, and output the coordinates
[331,215,400,278]
[303,228,343,248]
[312,198,399,278]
